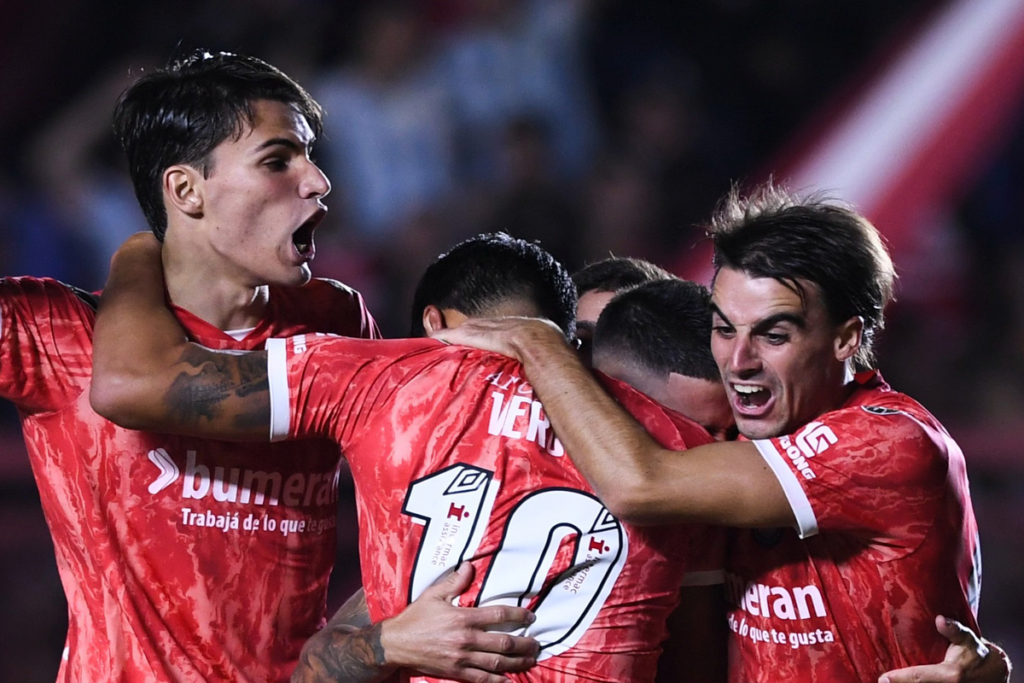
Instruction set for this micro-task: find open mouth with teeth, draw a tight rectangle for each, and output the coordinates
[292,211,324,260]
[733,384,771,409]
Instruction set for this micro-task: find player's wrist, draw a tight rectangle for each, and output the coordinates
[376,617,410,670]
[515,319,574,367]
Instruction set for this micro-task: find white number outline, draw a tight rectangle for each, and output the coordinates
[403,465,628,659]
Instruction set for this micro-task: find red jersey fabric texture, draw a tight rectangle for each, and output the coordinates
[0,276,377,683]
[727,371,981,682]
[267,334,724,683]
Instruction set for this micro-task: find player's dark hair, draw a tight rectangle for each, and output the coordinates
[411,233,577,339]
[112,50,324,240]
[708,183,896,370]
[572,257,673,296]
[593,279,720,382]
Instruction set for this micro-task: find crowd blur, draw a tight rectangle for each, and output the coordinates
[1,0,1022,680]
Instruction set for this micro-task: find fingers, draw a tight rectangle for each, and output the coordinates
[459,603,537,632]
[471,631,541,659]
[423,562,476,602]
[457,650,537,677]
[934,615,983,652]
[879,664,956,683]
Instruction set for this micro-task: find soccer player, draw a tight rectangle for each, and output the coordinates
[571,257,673,366]
[591,279,735,444]
[88,232,727,683]
[588,278,732,683]
[430,184,1009,682]
[0,50,518,683]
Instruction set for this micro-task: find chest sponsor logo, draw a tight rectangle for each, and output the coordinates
[725,573,837,650]
[725,573,828,621]
[777,422,837,480]
[145,448,339,508]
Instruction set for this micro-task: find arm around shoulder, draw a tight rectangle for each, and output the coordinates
[90,233,270,440]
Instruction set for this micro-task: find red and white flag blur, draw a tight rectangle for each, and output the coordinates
[678,0,1024,281]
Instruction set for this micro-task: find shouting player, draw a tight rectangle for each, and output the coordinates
[431,183,1010,682]
[89,232,727,682]
[0,50,522,683]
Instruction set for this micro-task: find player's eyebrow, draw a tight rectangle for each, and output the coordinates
[709,304,733,327]
[253,137,304,154]
[750,312,807,333]
[709,305,807,332]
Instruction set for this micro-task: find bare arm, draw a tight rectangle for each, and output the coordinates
[90,233,270,440]
[879,616,1011,683]
[432,318,793,527]
[294,564,539,683]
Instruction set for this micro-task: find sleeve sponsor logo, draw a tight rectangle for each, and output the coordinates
[795,421,837,458]
[776,421,837,480]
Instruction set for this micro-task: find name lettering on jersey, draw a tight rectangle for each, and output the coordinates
[487,390,565,456]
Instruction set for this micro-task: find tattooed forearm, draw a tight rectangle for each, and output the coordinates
[292,623,390,683]
[163,347,271,429]
[332,589,372,630]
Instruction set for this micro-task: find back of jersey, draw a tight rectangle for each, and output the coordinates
[275,337,714,683]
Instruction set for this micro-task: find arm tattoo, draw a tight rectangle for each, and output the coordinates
[331,589,372,630]
[164,347,270,429]
[294,623,389,683]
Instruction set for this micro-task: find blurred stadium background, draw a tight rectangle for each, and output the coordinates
[1,0,1022,679]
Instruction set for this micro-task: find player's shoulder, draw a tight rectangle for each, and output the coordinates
[1,276,98,313]
[596,371,713,449]
[809,378,950,461]
[274,278,365,307]
[307,277,363,298]
[267,279,376,337]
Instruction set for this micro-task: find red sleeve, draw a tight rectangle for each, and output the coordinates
[0,277,95,413]
[266,334,445,444]
[753,407,949,556]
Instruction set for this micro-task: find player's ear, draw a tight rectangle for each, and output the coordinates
[422,305,446,334]
[163,165,204,219]
[834,316,863,362]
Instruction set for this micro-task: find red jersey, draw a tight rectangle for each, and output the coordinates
[725,371,981,682]
[0,277,377,683]
[267,335,723,683]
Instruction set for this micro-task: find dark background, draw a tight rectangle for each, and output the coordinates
[1,1,1021,679]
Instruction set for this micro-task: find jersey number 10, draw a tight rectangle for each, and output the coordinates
[403,464,630,660]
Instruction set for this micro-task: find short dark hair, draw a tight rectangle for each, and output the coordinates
[572,257,674,296]
[113,50,324,240]
[708,183,896,369]
[411,233,577,338]
[593,279,719,381]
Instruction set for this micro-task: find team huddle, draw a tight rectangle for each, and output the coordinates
[0,50,1011,683]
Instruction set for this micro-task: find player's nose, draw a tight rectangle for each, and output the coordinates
[300,159,331,199]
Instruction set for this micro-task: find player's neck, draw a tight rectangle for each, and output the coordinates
[162,237,270,332]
